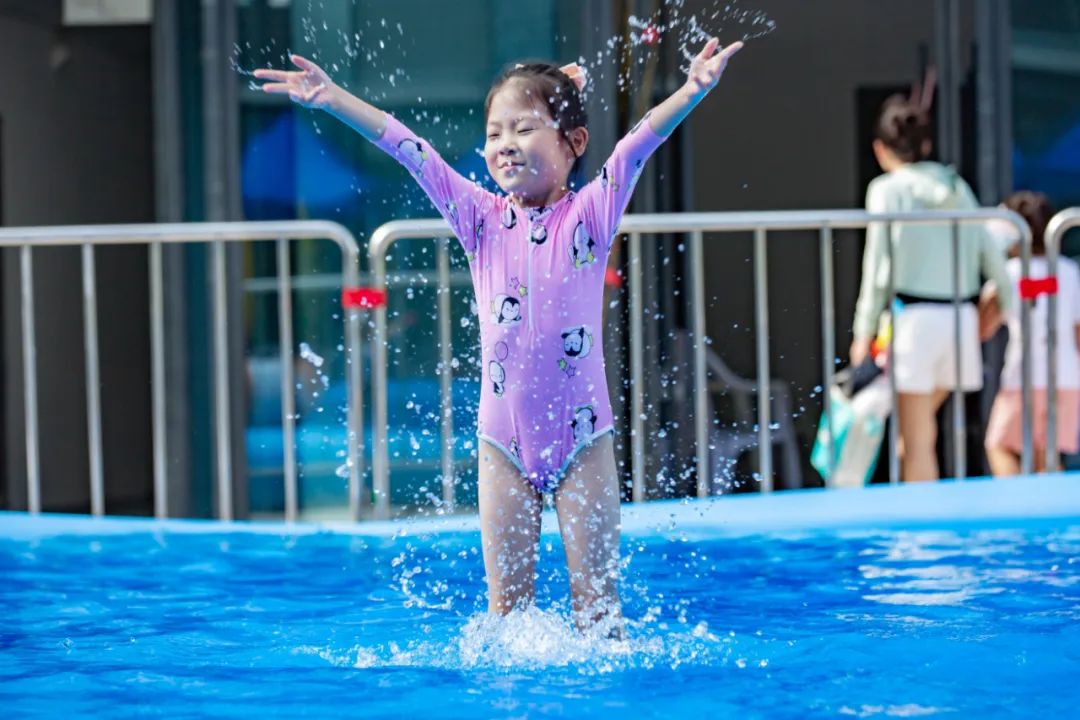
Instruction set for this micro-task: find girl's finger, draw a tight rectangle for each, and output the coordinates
[291,54,319,73]
[253,68,291,81]
[716,40,744,63]
[260,82,293,95]
[697,37,720,61]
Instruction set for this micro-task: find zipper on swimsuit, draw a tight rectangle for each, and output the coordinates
[526,220,534,325]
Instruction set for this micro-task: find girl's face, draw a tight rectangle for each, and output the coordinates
[485,82,586,206]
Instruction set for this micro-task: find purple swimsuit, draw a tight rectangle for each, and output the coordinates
[376,114,666,492]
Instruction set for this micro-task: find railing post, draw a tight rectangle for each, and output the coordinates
[1046,237,1059,472]
[886,221,900,485]
[754,228,773,492]
[819,226,837,484]
[277,237,298,523]
[343,253,365,523]
[371,251,391,520]
[82,243,106,516]
[1019,219,1035,475]
[629,232,646,502]
[150,242,168,519]
[21,246,41,514]
[211,240,233,521]
[951,221,967,479]
[1043,209,1080,472]
[689,231,710,497]
[437,238,456,510]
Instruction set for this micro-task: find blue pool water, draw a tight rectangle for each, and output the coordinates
[2,476,1079,718]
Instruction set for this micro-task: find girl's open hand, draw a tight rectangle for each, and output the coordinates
[253,54,335,110]
[685,38,743,97]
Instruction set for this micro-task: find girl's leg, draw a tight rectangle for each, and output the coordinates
[477,440,543,614]
[897,389,950,482]
[553,433,623,634]
[986,446,1021,477]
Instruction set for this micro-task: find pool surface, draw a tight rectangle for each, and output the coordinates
[3,475,1079,718]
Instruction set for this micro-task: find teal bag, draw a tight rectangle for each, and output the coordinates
[811,379,890,488]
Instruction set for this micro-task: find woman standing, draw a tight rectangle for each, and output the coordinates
[850,95,1011,482]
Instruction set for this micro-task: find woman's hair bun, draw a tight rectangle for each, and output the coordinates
[876,94,932,162]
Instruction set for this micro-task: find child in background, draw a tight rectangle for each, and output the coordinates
[984,192,1080,475]
[255,40,743,635]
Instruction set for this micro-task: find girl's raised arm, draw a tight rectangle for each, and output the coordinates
[254,54,387,141]
[646,39,743,138]
[577,39,743,254]
[255,54,493,258]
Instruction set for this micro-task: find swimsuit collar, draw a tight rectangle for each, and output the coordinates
[511,189,575,219]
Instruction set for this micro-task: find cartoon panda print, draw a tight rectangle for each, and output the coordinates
[501,203,517,229]
[571,405,598,445]
[629,157,646,187]
[397,138,427,175]
[474,217,484,247]
[530,222,548,246]
[568,221,596,269]
[444,201,459,227]
[558,325,593,377]
[601,164,620,193]
[491,294,523,326]
[489,341,509,398]
[561,325,593,359]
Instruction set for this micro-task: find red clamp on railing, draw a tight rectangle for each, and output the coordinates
[342,287,387,309]
[1019,276,1058,300]
[604,268,623,289]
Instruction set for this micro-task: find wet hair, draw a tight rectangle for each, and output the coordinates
[1003,191,1055,256]
[485,63,589,188]
[875,94,933,163]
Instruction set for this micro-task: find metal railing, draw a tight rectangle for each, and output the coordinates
[0,221,364,522]
[368,208,1036,515]
[368,221,458,520]
[1044,208,1080,472]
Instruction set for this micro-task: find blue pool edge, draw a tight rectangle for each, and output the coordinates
[2,473,1078,541]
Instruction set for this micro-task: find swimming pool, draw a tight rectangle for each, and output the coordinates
[3,475,1079,718]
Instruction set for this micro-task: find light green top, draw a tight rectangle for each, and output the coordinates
[852,162,1012,339]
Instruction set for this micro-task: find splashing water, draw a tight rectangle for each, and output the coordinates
[292,603,742,675]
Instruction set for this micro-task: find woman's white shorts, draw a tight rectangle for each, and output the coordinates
[892,303,982,394]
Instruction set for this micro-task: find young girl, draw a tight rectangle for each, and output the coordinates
[255,39,743,633]
[849,94,1011,482]
[984,192,1080,475]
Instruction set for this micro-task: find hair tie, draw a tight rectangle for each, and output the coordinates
[558,63,588,92]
